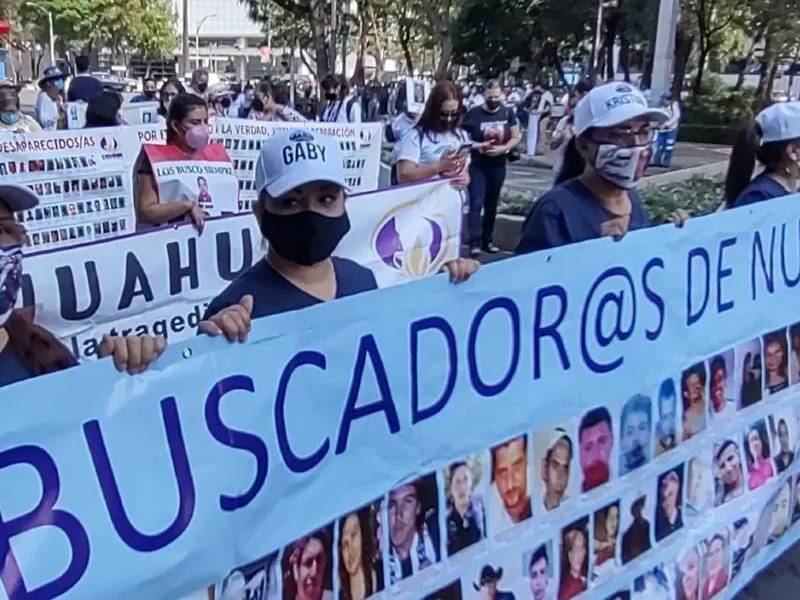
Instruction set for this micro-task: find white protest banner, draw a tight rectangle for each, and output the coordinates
[120,101,160,125]
[65,101,87,129]
[23,179,462,359]
[4,196,800,600]
[211,118,382,211]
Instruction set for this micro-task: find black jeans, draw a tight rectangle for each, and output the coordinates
[467,159,506,247]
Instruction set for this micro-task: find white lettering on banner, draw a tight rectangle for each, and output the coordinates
[4,198,800,600]
[23,180,461,358]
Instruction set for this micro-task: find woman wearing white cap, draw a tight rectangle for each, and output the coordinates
[516,82,688,253]
[0,183,165,384]
[725,102,800,208]
[198,130,479,341]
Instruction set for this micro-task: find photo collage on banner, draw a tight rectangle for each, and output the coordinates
[211,118,382,212]
[209,318,800,600]
[0,130,136,251]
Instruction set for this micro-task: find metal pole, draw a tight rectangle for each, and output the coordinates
[47,10,54,66]
[651,0,679,99]
[330,0,337,74]
[592,0,604,79]
[195,29,200,69]
[181,0,189,75]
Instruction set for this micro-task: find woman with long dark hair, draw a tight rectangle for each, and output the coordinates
[249,80,306,122]
[725,102,800,208]
[157,78,185,121]
[516,82,687,253]
[745,422,774,490]
[338,510,378,600]
[137,93,237,230]
[395,81,471,189]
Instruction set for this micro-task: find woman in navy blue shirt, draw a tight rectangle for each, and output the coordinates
[726,102,800,208]
[198,130,480,342]
[516,83,687,253]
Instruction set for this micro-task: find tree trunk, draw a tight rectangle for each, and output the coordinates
[672,27,693,97]
[434,29,452,80]
[619,34,631,82]
[641,42,655,89]
[308,5,331,80]
[692,43,709,95]
[756,34,774,101]
[399,23,414,73]
[604,12,617,81]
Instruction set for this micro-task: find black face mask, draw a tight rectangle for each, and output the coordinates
[259,209,351,266]
[324,91,338,101]
[197,82,208,93]
[485,99,501,111]
[440,116,457,129]
[251,97,264,112]
[221,97,232,108]
[144,90,157,99]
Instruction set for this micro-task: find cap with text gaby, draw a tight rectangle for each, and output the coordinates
[254,129,349,198]
[0,182,39,212]
[755,102,800,144]
[573,82,669,138]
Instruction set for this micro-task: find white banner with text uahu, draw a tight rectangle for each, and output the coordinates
[0,124,164,252]
[212,118,382,210]
[23,179,461,359]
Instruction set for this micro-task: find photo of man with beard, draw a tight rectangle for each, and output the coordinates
[489,435,532,535]
[654,379,678,456]
[681,363,707,441]
[578,408,614,492]
[619,394,651,476]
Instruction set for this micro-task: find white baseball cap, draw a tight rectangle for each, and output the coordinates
[573,82,669,137]
[254,129,348,198]
[755,102,800,144]
[0,183,39,212]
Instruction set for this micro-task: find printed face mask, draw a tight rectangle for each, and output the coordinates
[0,245,23,326]
[592,143,651,189]
[259,209,350,266]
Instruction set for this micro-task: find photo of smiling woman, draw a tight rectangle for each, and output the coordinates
[745,420,775,491]
[713,439,745,507]
[338,503,384,600]
[763,329,789,395]
[559,518,589,600]
[282,527,334,600]
[592,501,620,581]
[674,545,702,600]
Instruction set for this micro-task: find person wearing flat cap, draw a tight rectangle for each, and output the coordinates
[0,81,41,133]
[516,82,689,253]
[726,102,800,208]
[0,182,166,386]
[35,66,66,131]
[199,129,480,342]
[473,565,516,600]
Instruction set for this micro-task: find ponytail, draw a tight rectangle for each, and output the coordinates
[555,138,586,186]
[724,124,759,207]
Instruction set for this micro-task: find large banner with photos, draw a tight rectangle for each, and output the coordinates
[22,180,462,357]
[2,196,800,600]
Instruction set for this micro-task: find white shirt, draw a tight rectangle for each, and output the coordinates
[390,113,417,144]
[35,92,60,131]
[321,95,361,123]
[395,127,469,167]
[663,100,681,130]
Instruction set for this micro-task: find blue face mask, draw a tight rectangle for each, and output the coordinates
[0,112,20,125]
[53,79,64,91]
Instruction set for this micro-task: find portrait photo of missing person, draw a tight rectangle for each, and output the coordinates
[281,527,334,600]
[489,435,532,535]
[763,329,789,395]
[681,363,707,441]
[387,474,440,584]
[790,322,800,385]
[619,394,652,476]
[337,501,384,600]
[443,455,487,557]
[654,464,684,542]
[685,456,712,519]
[632,564,671,600]
[654,378,678,456]
[424,580,462,600]
[744,419,775,491]
[701,532,731,600]
[713,439,745,507]
[730,514,759,582]
[466,561,524,600]
[765,479,793,545]
[673,545,701,600]
[621,493,651,565]
[770,410,797,474]
[708,350,735,419]
[526,541,555,600]
[558,518,589,600]
[578,407,613,493]
[219,551,280,600]
[592,501,620,581]
[533,426,574,512]
[736,338,763,409]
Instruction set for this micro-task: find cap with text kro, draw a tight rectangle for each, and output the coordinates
[254,129,349,199]
[573,82,669,138]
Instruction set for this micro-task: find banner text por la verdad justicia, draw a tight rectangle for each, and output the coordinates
[2,197,800,599]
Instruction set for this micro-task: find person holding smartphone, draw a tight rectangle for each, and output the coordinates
[461,80,522,256]
[394,81,471,189]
